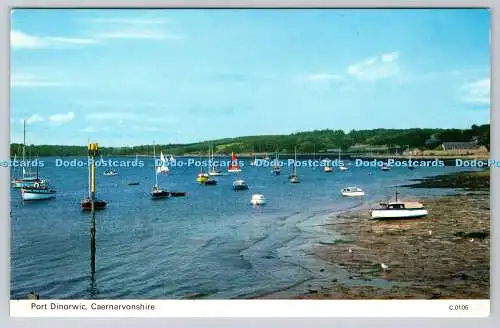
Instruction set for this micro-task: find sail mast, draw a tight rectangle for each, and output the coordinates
[22,119,26,179]
[154,142,158,187]
[294,146,297,175]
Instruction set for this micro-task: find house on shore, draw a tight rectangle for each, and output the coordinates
[440,141,488,155]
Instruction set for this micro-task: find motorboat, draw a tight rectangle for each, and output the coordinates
[170,191,187,197]
[104,169,118,176]
[289,175,300,183]
[233,179,248,190]
[341,186,365,197]
[370,192,428,220]
[380,163,390,171]
[324,166,333,172]
[250,193,266,205]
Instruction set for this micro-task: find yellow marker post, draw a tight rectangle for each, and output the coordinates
[88,143,99,274]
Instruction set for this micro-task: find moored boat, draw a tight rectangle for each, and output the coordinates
[228,152,242,173]
[170,191,187,197]
[21,183,56,201]
[81,199,108,210]
[341,186,365,197]
[250,193,266,205]
[233,179,248,190]
[151,143,169,199]
[104,169,118,176]
[370,192,428,220]
[289,147,300,183]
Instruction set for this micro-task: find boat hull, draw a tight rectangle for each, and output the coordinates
[11,178,43,188]
[81,199,107,210]
[342,191,365,197]
[21,189,56,201]
[228,169,242,173]
[370,209,428,220]
[151,191,169,199]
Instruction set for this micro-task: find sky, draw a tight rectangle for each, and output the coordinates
[10,8,491,146]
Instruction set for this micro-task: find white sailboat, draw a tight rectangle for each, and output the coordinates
[152,143,169,199]
[156,151,169,174]
[338,148,348,171]
[289,147,300,183]
[209,143,224,176]
[21,164,56,201]
[11,119,44,188]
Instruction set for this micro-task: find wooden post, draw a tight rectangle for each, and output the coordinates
[88,143,99,275]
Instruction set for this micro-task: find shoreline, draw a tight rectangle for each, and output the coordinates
[288,171,490,299]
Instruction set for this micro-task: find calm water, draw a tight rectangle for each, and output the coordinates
[10,156,477,299]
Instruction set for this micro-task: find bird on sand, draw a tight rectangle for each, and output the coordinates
[428,230,432,236]
[348,248,352,253]
[470,238,474,242]
[381,263,389,271]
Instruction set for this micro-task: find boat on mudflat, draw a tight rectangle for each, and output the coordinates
[370,192,428,220]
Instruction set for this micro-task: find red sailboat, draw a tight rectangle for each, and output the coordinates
[227,152,242,173]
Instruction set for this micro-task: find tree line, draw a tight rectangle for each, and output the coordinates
[10,124,490,157]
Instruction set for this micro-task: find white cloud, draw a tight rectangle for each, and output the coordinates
[460,78,490,105]
[347,51,400,81]
[86,112,178,124]
[23,114,44,125]
[48,112,75,124]
[382,51,399,63]
[81,127,95,133]
[90,16,182,41]
[11,30,100,49]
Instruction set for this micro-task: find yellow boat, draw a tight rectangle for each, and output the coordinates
[196,173,209,183]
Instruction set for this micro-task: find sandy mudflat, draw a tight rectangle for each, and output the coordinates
[293,191,490,299]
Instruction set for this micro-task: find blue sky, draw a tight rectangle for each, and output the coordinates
[10,8,490,146]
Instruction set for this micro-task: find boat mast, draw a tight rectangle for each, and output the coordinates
[87,139,91,198]
[153,142,158,187]
[22,119,26,179]
[293,146,297,175]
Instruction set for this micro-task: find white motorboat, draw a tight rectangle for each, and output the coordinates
[339,165,349,171]
[103,169,118,176]
[370,192,428,220]
[324,165,333,172]
[233,179,248,190]
[250,193,266,205]
[341,186,365,197]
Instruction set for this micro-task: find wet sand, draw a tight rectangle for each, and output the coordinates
[294,171,490,299]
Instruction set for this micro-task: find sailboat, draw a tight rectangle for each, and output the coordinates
[228,152,242,173]
[151,143,169,199]
[11,119,45,188]
[289,147,300,183]
[21,163,56,201]
[272,149,280,175]
[156,150,169,174]
[338,148,348,171]
[264,152,270,161]
[209,143,224,176]
[81,154,107,210]
[250,150,257,166]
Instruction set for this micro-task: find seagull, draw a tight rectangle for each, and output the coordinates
[470,238,474,242]
[348,248,352,253]
[428,230,432,236]
[381,263,389,271]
